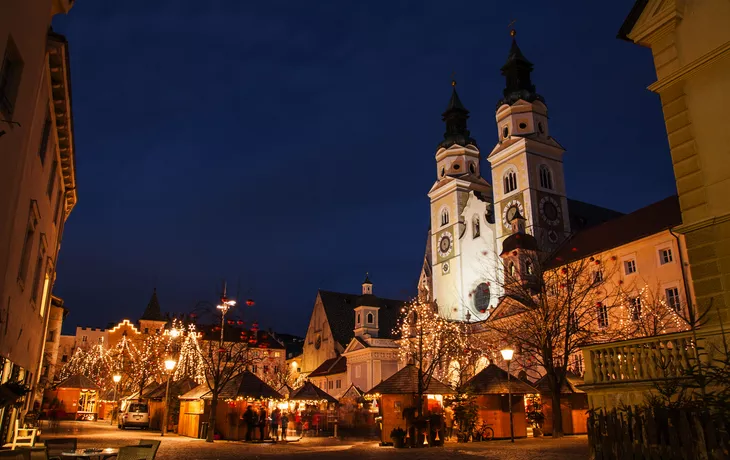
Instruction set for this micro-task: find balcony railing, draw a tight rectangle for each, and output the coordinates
[582,326,725,385]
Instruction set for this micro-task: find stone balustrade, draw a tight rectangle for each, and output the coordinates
[582,326,725,385]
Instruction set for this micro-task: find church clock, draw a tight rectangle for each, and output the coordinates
[437,231,454,258]
[539,195,561,226]
[501,199,525,230]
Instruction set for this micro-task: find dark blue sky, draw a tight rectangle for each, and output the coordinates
[52,0,676,335]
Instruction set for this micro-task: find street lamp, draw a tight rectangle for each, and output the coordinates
[500,348,515,443]
[162,358,177,436]
[111,374,122,426]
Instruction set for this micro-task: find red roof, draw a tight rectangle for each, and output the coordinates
[548,195,681,268]
[308,356,347,377]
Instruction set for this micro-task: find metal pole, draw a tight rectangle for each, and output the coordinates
[162,372,171,436]
[507,359,514,443]
[110,382,118,426]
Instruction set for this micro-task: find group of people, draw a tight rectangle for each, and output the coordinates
[242,405,289,442]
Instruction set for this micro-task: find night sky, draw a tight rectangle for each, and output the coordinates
[51,0,676,336]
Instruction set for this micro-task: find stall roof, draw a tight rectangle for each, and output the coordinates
[366,365,455,396]
[146,378,199,400]
[203,371,282,401]
[465,364,538,395]
[289,381,338,404]
[532,372,585,395]
[179,383,211,401]
[55,374,100,391]
[339,384,365,402]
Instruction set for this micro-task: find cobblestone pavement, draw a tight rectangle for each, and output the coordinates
[41,421,589,459]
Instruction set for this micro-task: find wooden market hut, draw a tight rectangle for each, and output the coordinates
[532,372,588,435]
[145,378,198,431]
[178,371,283,441]
[365,365,455,444]
[464,364,538,439]
[178,383,211,439]
[338,384,376,437]
[46,375,101,421]
[288,381,338,435]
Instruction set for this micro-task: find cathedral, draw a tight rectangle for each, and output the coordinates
[420,32,638,322]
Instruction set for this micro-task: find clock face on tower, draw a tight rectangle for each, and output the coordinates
[539,196,562,227]
[501,199,525,230]
[437,231,454,258]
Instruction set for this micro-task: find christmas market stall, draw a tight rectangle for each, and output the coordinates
[463,364,537,439]
[202,371,282,441]
[145,378,198,432]
[365,365,455,446]
[337,384,377,438]
[287,381,338,436]
[46,375,100,421]
[532,372,588,435]
[177,383,211,439]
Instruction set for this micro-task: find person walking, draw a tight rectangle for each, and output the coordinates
[258,406,268,441]
[270,407,281,441]
[243,406,256,441]
[444,405,454,441]
[280,412,289,442]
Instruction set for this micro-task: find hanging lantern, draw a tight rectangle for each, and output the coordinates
[512,251,518,256]
[561,268,568,274]
[227,320,234,325]
[251,321,259,332]
[246,299,255,306]
[595,260,601,265]
[589,257,595,262]
[571,247,578,252]
[611,255,617,261]
[237,320,244,325]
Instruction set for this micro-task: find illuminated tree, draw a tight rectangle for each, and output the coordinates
[615,283,690,337]
[397,299,471,416]
[57,342,111,391]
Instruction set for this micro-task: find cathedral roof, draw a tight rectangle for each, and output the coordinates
[317,290,405,347]
[140,288,164,321]
[439,83,478,149]
[549,195,681,267]
[497,33,545,109]
[500,232,539,256]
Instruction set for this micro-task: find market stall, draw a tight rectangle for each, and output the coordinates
[532,372,588,435]
[287,381,338,436]
[45,375,101,421]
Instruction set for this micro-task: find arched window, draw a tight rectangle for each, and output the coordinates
[367,313,374,324]
[504,170,517,194]
[472,215,480,238]
[509,262,516,277]
[356,312,361,324]
[525,259,534,275]
[539,165,553,190]
[441,208,449,226]
[473,283,490,313]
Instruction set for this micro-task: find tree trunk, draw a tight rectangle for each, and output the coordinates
[550,384,564,438]
[207,391,217,442]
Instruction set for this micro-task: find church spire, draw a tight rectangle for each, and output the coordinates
[497,30,545,108]
[140,288,164,321]
[439,80,478,149]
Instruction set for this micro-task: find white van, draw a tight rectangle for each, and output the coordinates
[119,402,150,430]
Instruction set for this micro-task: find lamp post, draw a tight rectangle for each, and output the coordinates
[500,348,515,443]
[162,358,177,436]
[111,374,121,426]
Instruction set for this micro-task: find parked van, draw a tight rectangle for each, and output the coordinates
[119,402,150,429]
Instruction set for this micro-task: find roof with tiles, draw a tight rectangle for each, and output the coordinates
[366,365,455,396]
[465,364,538,395]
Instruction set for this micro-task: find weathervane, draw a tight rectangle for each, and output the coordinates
[451,71,456,87]
[508,18,517,37]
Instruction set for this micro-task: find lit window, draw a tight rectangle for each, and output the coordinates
[630,297,642,321]
[659,248,673,265]
[441,208,449,226]
[525,259,534,275]
[509,263,516,277]
[504,171,517,194]
[624,259,637,275]
[597,303,608,328]
[274,352,281,358]
[367,313,373,324]
[666,287,681,312]
[472,215,480,238]
[539,165,553,190]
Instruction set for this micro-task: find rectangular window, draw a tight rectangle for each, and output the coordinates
[18,202,41,287]
[46,330,55,342]
[593,270,603,284]
[597,303,608,328]
[30,234,47,304]
[274,351,281,358]
[38,113,51,165]
[0,36,23,117]
[659,248,673,265]
[630,297,642,321]
[61,355,68,363]
[328,381,333,390]
[624,259,636,275]
[82,336,87,342]
[263,365,269,374]
[47,160,58,198]
[252,365,258,374]
[666,287,681,312]
[53,189,63,226]
[335,380,341,389]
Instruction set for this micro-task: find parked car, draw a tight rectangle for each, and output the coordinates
[119,402,150,430]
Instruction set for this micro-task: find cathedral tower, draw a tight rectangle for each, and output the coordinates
[428,82,498,322]
[488,32,570,254]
